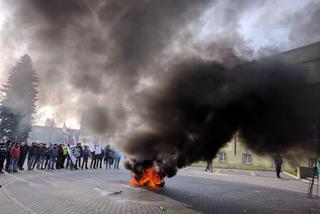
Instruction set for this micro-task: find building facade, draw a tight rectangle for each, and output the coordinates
[27,125,80,145]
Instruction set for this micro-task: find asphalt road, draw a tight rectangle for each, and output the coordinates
[0,167,319,214]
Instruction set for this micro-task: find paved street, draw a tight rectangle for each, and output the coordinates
[0,167,319,214]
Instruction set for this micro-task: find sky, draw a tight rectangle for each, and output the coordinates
[0,0,319,129]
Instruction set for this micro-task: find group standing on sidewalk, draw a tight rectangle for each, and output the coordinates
[0,139,122,174]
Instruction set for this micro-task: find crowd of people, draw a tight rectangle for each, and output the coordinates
[0,140,122,174]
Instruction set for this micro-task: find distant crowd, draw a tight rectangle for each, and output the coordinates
[0,140,121,174]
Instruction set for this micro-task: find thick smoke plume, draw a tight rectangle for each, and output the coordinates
[1,1,320,177]
[123,59,320,177]
[4,0,212,127]
[2,0,320,127]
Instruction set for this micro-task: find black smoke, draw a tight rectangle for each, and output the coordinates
[122,58,320,177]
[4,0,320,178]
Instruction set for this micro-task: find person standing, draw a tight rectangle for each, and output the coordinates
[105,146,114,170]
[90,146,96,169]
[62,146,68,168]
[28,142,37,170]
[94,145,102,169]
[274,153,283,178]
[73,145,81,170]
[48,144,58,170]
[98,148,104,168]
[5,140,12,172]
[0,141,7,173]
[205,159,213,173]
[44,144,50,169]
[81,145,89,169]
[56,144,64,169]
[36,144,46,170]
[78,143,83,168]
[17,142,28,170]
[114,151,121,169]
[9,143,20,173]
[33,143,41,169]
[66,145,71,169]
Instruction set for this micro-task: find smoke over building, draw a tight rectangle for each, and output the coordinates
[1,1,320,178]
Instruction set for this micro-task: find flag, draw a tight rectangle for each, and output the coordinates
[95,144,102,155]
[89,143,95,152]
[63,137,68,146]
[67,146,77,165]
[62,122,70,135]
[72,132,77,145]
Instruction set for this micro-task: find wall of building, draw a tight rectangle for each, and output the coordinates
[214,138,274,167]
[27,126,80,145]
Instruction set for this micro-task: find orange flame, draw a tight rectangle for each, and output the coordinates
[130,167,165,189]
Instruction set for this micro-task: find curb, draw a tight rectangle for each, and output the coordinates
[283,171,311,183]
[283,171,299,179]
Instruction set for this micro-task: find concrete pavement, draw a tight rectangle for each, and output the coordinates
[0,167,319,214]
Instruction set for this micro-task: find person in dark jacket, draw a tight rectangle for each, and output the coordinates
[5,140,12,172]
[0,141,7,173]
[17,142,28,170]
[44,144,51,169]
[78,143,83,168]
[44,144,50,169]
[48,144,58,170]
[32,143,41,169]
[36,144,46,170]
[205,159,213,173]
[56,144,64,169]
[105,146,114,170]
[98,148,104,168]
[9,143,20,173]
[28,142,37,170]
[90,150,96,169]
[81,145,89,169]
[274,153,283,178]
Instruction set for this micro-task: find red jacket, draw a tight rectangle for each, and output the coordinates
[10,146,20,159]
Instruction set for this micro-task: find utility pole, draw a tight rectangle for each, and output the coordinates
[307,122,320,198]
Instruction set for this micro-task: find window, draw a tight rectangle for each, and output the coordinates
[218,152,227,162]
[242,153,252,164]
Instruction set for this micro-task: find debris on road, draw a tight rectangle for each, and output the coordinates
[110,191,123,195]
